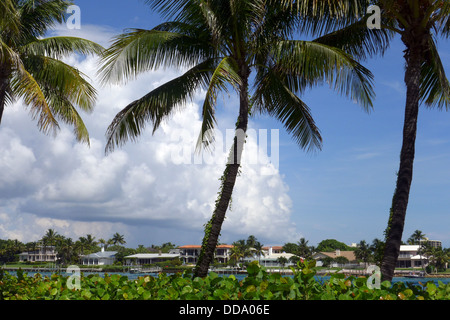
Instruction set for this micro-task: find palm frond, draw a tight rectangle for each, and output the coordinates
[272,40,375,111]
[10,66,59,134]
[196,56,241,152]
[99,28,211,85]
[21,37,104,59]
[420,36,450,110]
[24,55,97,113]
[43,91,91,144]
[434,0,450,38]
[313,15,394,60]
[275,0,372,36]
[105,59,215,153]
[252,66,322,152]
[18,0,71,38]
[0,0,20,37]
[143,0,192,20]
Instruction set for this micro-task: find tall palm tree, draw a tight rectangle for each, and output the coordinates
[0,0,103,143]
[99,0,379,278]
[373,1,450,281]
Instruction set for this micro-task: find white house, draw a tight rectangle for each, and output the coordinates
[244,246,298,268]
[80,247,117,266]
[397,245,428,268]
[19,246,58,263]
[124,252,180,266]
[178,245,234,264]
[313,249,358,267]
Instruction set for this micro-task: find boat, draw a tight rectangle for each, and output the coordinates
[404,271,425,278]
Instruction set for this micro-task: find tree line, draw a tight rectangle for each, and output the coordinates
[223,232,448,272]
[0,229,173,265]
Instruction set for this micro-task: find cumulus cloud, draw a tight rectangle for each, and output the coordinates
[0,24,297,247]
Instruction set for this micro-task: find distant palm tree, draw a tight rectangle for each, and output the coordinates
[56,237,75,265]
[99,0,379,278]
[276,256,289,273]
[0,0,103,142]
[370,238,385,266]
[76,237,89,255]
[229,245,245,267]
[98,238,107,250]
[430,247,449,272]
[246,235,257,249]
[111,233,126,246]
[41,229,58,255]
[377,1,450,281]
[252,241,265,262]
[84,234,97,253]
[407,230,427,245]
[418,240,434,273]
[297,238,313,259]
[354,240,371,267]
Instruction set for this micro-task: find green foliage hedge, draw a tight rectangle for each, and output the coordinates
[1,261,449,300]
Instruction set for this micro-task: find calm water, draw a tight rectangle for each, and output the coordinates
[5,270,450,287]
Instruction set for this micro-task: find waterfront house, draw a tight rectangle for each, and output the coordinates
[124,251,180,266]
[313,249,358,267]
[178,245,234,264]
[19,246,57,263]
[397,245,428,268]
[245,246,297,268]
[80,247,117,266]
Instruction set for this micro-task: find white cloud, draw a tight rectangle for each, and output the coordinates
[0,25,296,247]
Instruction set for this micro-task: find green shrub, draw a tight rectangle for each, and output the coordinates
[0,261,448,300]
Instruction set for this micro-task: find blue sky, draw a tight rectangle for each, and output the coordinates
[0,0,448,249]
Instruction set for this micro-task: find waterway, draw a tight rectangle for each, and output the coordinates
[4,269,450,288]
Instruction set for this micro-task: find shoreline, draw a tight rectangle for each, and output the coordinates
[2,266,450,278]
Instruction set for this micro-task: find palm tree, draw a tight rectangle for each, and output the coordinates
[229,244,245,267]
[253,241,265,262]
[98,238,108,250]
[370,238,385,266]
[297,237,313,259]
[99,0,378,278]
[418,240,434,272]
[246,235,257,249]
[430,247,449,272]
[407,230,427,244]
[276,256,289,273]
[0,0,103,143]
[56,237,76,265]
[84,234,97,253]
[76,236,89,255]
[354,240,372,267]
[41,228,58,255]
[111,233,126,246]
[374,1,450,281]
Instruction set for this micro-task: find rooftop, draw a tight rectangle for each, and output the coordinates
[125,253,180,259]
[81,251,117,258]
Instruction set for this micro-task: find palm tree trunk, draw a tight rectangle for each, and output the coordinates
[381,40,423,282]
[194,67,250,278]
